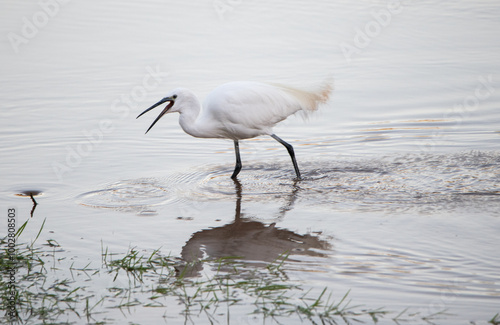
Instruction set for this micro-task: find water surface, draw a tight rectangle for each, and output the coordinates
[1,0,499,324]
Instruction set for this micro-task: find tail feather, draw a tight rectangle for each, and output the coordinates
[273,79,333,114]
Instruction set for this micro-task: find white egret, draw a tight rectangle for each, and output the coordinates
[137,81,332,179]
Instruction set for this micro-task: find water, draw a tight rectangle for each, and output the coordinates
[1,0,500,323]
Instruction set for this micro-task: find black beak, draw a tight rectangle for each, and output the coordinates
[137,97,175,134]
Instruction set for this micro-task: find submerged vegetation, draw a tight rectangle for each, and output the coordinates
[1,220,496,324]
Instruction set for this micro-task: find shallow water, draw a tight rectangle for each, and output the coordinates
[1,0,500,324]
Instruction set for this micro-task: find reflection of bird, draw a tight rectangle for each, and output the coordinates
[176,179,332,277]
[137,81,332,179]
[179,219,332,277]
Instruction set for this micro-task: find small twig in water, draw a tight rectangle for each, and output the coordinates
[30,193,38,217]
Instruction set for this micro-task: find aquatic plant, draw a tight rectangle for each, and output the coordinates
[1,222,493,324]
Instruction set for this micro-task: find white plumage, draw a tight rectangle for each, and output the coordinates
[137,80,332,179]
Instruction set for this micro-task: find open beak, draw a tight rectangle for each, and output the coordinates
[137,97,175,134]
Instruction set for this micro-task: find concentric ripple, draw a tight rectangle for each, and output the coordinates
[77,179,174,214]
[166,151,500,212]
[78,151,500,214]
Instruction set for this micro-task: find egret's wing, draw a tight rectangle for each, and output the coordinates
[204,81,331,133]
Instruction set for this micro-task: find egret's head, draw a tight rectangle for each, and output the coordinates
[137,88,196,134]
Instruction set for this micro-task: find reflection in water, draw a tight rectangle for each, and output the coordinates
[15,190,41,217]
[178,179,332,277]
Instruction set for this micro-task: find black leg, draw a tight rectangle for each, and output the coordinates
[231,140,242,179]
[270,134,301,179]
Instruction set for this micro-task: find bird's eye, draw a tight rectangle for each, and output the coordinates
[173,94,177,99]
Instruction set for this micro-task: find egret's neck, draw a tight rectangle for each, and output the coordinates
[178,99,207,138]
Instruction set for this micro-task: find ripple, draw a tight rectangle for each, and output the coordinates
[167,151,500,213]
[78,151,500,214]
[77,179,174,213]
[15,190,43,197]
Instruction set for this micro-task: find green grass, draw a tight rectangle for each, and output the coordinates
[490,313,500,325]
[1,221,497,325]
[0,237,378,324]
